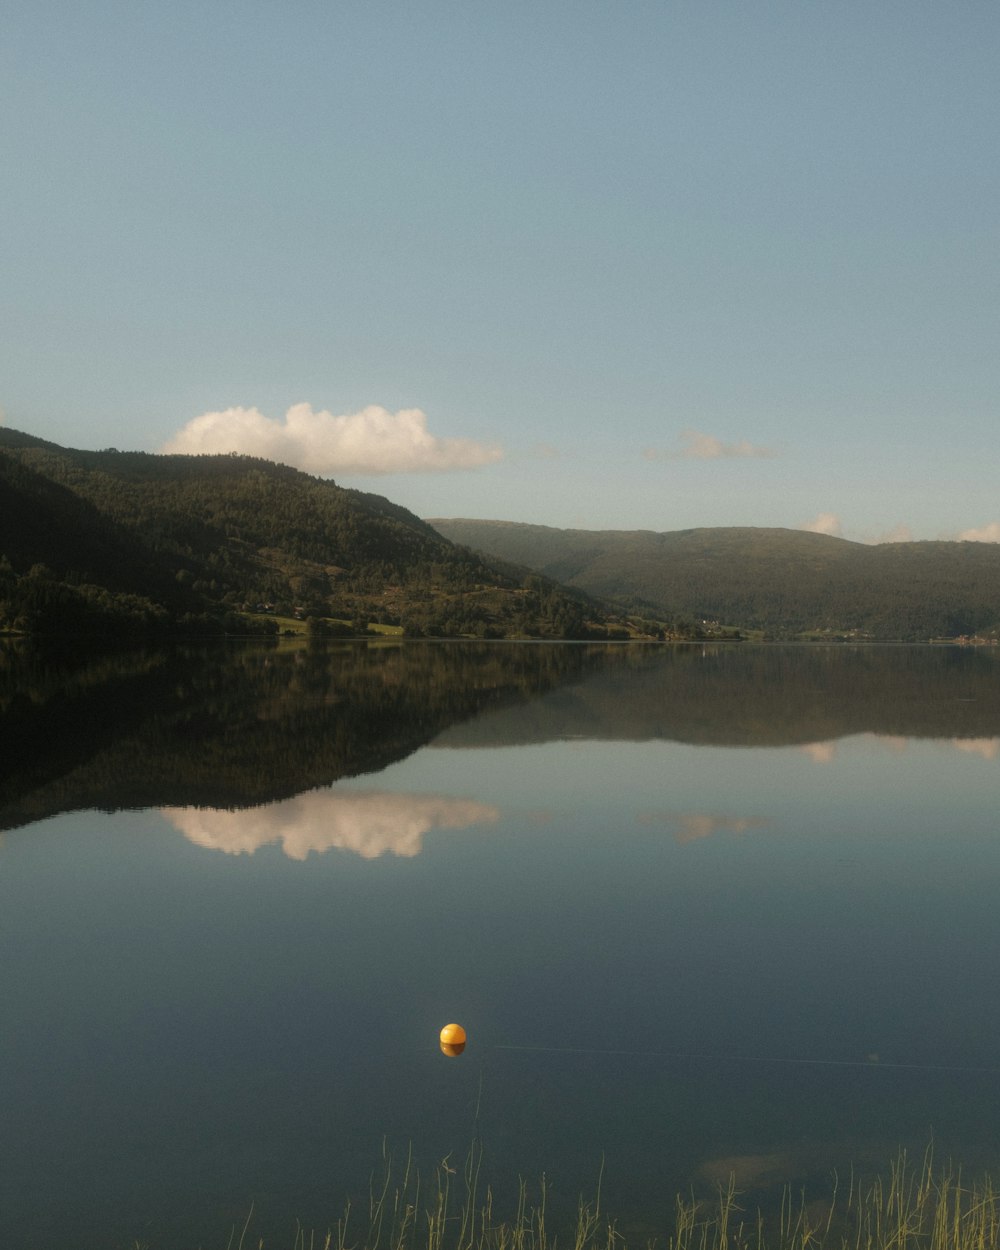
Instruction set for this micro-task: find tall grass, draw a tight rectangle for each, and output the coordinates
[224,1144,999,1250]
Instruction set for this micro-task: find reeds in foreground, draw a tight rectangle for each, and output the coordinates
[223,1143,999,1250]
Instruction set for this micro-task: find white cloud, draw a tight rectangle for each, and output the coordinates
[801,512,842,537]
[958,522,1000,543]
[161,402,504,476]
[161,788,500,860]
[643,429,776,461]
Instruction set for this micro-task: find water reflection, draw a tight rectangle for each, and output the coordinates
[801,741,837,764]
[799,733,1000,766]
[0,639,603,831]
[3,641,1000,834]
[3,641,1000,1249]
[162,788,500,859]
[952,737,1000,759]
[636,810,768,843]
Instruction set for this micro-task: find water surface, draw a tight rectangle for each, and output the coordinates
[2,641,999,1248]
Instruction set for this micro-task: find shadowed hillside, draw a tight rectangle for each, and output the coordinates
[0,429,619,640]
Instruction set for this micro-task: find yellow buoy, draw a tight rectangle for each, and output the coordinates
[439,1022,467,1056]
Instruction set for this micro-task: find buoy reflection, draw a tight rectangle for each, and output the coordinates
[440,1041,466,1057]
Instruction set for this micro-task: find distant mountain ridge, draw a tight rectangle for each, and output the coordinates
[427,518,1000,640]
[0,429,617,639]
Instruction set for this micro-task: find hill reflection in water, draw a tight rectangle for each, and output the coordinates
[3,640,1000,833]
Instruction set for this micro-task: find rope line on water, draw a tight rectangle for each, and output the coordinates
[491,1042,1000,1075]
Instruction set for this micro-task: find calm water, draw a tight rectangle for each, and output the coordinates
[2,640,1000,1248]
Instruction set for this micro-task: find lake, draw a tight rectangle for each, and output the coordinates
[2,640,999,1249]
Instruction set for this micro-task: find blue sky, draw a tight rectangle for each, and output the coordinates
[3,3,998,542]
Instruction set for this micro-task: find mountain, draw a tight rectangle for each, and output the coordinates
[0,429,624,640]
[427,519,1000,640]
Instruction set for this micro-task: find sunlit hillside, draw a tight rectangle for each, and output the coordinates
[429,518,1000,640]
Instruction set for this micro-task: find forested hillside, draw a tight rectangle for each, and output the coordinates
[428,518,1000,641]
[0,429,623,640]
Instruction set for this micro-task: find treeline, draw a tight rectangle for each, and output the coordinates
[0,557,283,640]
[0,429,638,640]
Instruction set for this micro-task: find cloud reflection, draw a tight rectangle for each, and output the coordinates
[698,1152,796,1188]
[952,738,1000,760]
[161,789,500,860]
[799,735,907,764]
[798,735,1000,764]
[800,741,837,765]
[638,811,767,844]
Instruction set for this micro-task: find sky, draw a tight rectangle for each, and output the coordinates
[2,2,999,543]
